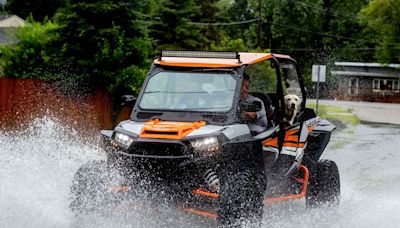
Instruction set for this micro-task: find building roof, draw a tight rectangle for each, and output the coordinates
[332,62,400,79]
[331,71,399,78]
[335,62,400,68]
[154,52,291,68]
[0,15,25,28]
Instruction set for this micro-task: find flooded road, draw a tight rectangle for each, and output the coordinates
[266,123,400,228]
[1,117,399,227]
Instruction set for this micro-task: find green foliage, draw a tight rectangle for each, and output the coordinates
[306,103,360,126]
[1,1,152,95]
[359,0,400,63]
[2,0,399,99]
[151,0,207,50]
[265,0,325,50]
[51,1,152,93]
[259,0,378,88]
[210,37,247,51]
[245,48,276,93]
[0,19,58,78]
[6,0,66,21]
[194,0,225,49]
[224,0,258,48]
[111,65,148,95]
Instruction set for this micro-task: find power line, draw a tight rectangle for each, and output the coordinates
[264,20,377,44]
[290,0,399,24]
[292,0,359,21]
[189,17,377,44]
[188,18,259,26]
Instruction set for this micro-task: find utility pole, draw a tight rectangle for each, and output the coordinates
[257,0,262,48]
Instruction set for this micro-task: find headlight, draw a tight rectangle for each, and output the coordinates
[190,136,220,155]
[113,132,135,149]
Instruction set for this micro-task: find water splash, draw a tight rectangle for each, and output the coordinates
[0,116,212,228]
[0,116,104,228]
[2,116,399,227]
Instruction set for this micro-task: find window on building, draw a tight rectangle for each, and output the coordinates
[373,79,400,92]
[373,80,379,90]
[380,80,393,90]
[349,78,358,95]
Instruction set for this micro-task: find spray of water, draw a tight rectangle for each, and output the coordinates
[0,116,104,227]
[263,123,400,228]
[2,115,399,227]
[0,116,213,228]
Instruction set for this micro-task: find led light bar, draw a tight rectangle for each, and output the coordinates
[160,50,240,61]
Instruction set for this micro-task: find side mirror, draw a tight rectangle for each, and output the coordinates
[121,95,136,107]
[240,100,262,112]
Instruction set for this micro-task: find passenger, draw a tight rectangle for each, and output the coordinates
[240,74,269,134]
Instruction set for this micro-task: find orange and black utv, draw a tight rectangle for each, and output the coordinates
[70,51,340,226]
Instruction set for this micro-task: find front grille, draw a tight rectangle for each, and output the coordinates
[129,142,186,157]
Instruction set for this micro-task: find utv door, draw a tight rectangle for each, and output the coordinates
[249,57,307,176]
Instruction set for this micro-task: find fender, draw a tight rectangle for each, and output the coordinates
[305,118,336,161]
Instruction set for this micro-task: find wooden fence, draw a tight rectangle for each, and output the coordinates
[0,78,114,134]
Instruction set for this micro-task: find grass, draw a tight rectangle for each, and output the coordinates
[306,104,360,126]
[306,103,360,150]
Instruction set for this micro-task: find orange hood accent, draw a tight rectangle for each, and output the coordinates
[139,119,206,139]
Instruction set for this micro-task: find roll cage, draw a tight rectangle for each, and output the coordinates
[130,51,307,127]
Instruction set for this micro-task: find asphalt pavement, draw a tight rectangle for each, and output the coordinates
[307,99,400,125]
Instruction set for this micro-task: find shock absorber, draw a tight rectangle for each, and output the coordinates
[203,169,220,193]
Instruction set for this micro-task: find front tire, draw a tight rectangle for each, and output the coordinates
[306,159,340,207]
[218,170,265,227]
[70,160,122,215]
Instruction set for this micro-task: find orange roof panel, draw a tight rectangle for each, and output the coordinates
[154,52,291,68]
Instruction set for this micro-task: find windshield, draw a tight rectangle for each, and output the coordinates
[139,71,237,112]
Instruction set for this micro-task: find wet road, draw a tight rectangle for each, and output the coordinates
[1,117,400,227]
[266,122,400,228]
[308,99,400,125]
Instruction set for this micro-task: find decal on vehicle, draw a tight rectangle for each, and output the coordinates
[262,126,306,149]
[305,118,319,132]
[299,117,320,141]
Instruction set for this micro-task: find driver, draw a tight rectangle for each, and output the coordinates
[240,74,268,134]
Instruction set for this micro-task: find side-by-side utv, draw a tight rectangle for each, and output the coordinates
[70,51,340,226]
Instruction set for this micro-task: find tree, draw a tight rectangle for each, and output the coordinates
[258,0,376,89]
[51,0,152,93]
[359,0,400,63]
[225,0,257,48]
[194,0,224,49]
[150,0,207,50]
[6,0,66,21]
[0,19,58,78]
[263,0,325,53]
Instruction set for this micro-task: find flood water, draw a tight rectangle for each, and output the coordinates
[1,116,399,228]
[266,123,400,228]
